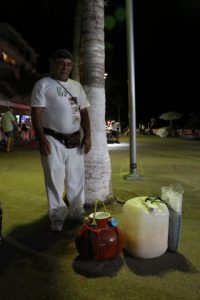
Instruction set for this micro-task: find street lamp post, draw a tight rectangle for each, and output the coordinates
[125,0,143,181]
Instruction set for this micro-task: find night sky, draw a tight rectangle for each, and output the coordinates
[133,0,200,123]
[2,0,200,125]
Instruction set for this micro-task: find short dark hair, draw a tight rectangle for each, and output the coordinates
[49,49,73,61]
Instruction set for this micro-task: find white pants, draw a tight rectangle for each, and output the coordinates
[41,135,85,222]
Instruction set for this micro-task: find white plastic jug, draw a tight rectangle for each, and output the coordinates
[122,196,169,259]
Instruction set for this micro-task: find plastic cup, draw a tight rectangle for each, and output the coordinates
[161,186,171,202]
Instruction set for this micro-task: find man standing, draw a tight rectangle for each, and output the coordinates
[1,108,16,152]
[31,49,91,232]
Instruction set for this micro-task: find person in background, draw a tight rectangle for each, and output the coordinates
[141,123,146,135]
[21,122,30,143]
[1,108,16,152]
[0,115,4,148]
[31,49,91,232]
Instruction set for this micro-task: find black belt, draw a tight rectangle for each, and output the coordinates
[43,127,80,148]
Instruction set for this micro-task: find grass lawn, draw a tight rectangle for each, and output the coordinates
[0,136,199,300]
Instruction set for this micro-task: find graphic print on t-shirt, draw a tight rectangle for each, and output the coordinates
[56,85,80,126]
[69,97,80,125]
[56,87,68,97]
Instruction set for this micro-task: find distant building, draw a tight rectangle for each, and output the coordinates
[0,23,39,113]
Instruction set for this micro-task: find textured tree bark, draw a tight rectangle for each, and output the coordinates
[72,0,81,81]
[80,0,112,204]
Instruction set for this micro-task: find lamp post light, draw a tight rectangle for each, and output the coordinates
[104,73,108,79]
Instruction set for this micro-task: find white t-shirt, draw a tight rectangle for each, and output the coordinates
[31,77,90,134]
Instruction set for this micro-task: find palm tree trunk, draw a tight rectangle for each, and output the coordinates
[72,0,81,81]
[80,0,112,204]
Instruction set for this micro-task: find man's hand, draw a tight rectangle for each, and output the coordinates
[38,137,51,156]
[80,108,91,154]
[31,107,51,156]
[81,137,91,154]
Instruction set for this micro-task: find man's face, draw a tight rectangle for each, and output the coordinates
[50,58,73,81]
